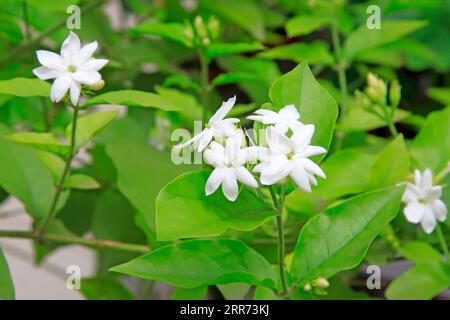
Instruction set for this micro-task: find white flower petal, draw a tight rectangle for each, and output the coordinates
[82,58,109,71]
[402,183,421,203]
[197,129,213,152]
[61,31,81,64]
[174,130,207,150]
[301,145,327,157]
[273,121,289,134]
[420,207,437,234]
[266,127,295,155]
[72,69,101,85]
[426,186,442,201]
[212,118,240,136]
[69,80,81,105]
[222,171,239,201]
[420,168,433,189]
[279,104,299,120]
[234,166,258,188]
[205,167,227,196]
[292,124,315,150]
[298,158,326,179]
[432,199,447,222]
[403,202,426,224]
[32,66,61,80]
[208,95,236,124]
[204,148,224,167]
[260,163,291,185]
[414,169,422,187]
[290,165,312,192]
[50,74,71,103]
[76,41,97,66]
[36,50,63,70]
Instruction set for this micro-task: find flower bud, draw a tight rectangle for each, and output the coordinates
[389,79,401,108]
[365,73,386,104]
[354,90,371,109]
[89,79,105,91]
[184,22,195,42]
[194,15,208,39]
[312,277,329,289]
[303,283,312,292]
[208,16,220,40]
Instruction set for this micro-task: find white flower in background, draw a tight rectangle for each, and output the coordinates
[33,31,108,105]
[247,105,303,134]
[254,126,326,192]
[175,96,240,152]
[203,135,258,201]
[402,169,447,234]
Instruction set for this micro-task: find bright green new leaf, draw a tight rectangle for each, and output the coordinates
[410,106,450,173]
[343,20,427,61]
[291,186,404,286]
[258,42,334,65]
[211,72,261,87]
[64,174,100,190]
[206,42,264,59]
[36,151,65,181]
[285,15,329,37]
[81,277,135,300]
[110,239,277,289]
[3,132,70,156]
[369,135,410,189]
[156,170,277,241]
[386,261,450,300]
[0,247,14,300]
[172,286,208,300]
[269,62,338,159]
[338,107,410,132]
[81,90,181,111]
[427,87,450,105]
[0,78,50,97]
[66,110,118,150]
[130,22,189,46]
[399,241,442,264]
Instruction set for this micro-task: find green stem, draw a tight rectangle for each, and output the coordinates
[436,224,449,261]
[380,103,398,137]
[269,185,289,297]
[331,22,348,119]
[37,104,80,238]
[0,230,149,253]
[198,50,210,123]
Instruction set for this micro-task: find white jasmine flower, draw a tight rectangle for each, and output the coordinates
[402,169,447,234]
[254,126,326,192]
[203,135,258,201]
[247,105,303,134]
[33,31,108,105]
[175,96,239,152]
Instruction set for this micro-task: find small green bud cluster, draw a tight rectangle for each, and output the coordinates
[184,15,220,48]
[302,277,330,295]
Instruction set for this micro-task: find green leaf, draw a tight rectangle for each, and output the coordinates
[130,22,189,46]
[410,106,450,173]
[0,247,14,300]
[200,0,265,40]
[338,107,410,132]
[36,151,65,181]
[0,12,23,43]
[154,86,202,121]
[386,261,450,300]
[81,90,181,111]
[81,277,135,300]
[399,241,442,264]
[258,42,334,65]
[291,186,404,286]
[285,15,329,37]
[369,135,410,189]
[172,286,208,300]
[66,110,118,150]
[269,62,338,159]
[343,20,427,61]
[206,42,264,59]
[64,174,100,190]
[156,170,277,241]
[211,72,261,87]
[0,78,50,97]
[111,239,277,289]
[0,125,61,220]
[3,132,69,156]
[427,87,450,105]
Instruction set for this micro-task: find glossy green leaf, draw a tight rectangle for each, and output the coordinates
[64,174,100,190]
[3,132,69,156]
[258,42,334,65]
[343,20,427,61]
[291,186,404,286]
[172,286,208,300]
[81,277,135,300]
[66,110,118,150]
[0,247,14,300]
[211,72,261,87]
[410,106,450,172]
[156,170,277,241]
[427,87,450,105]
[206,42,264,59]
[399,241,442,264]
[0,78,50,97]
[338,107,410,132]
[369,135,410,188]
[130,22,188,46]
[386,261,450,300]
[111,239,277,289]
[269,62,338,158]
[285,15,329,37]
[81,90,181,111]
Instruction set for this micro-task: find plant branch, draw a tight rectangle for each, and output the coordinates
[436,224,449,261]
[331,22,348,119]
[0,230,149,253]
[36,104,80,238]
[198,49,210,123]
